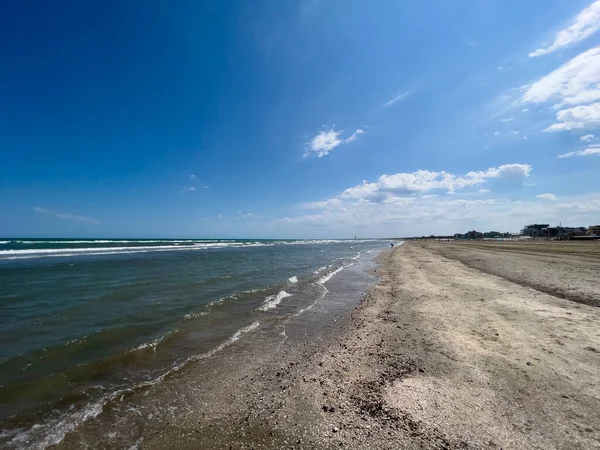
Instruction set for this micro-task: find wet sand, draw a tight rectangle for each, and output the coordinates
[54,242,600,449]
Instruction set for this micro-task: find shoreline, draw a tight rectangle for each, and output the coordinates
[54,242,600,448]
[49,251,380,449]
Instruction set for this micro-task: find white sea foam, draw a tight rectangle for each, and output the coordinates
[183,312,208,320]
[4,321,261,449]
[131,336,164,353]
[6,393,108,450]
[258,290,292,311]
[313,266,328,274]
[318,265,352,285]
[0,239,382,260]
[288,276,298,284]
[146,321,260,384]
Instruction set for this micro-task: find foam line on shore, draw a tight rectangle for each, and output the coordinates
[259,291,292,311]
[4,321,261,450]
[0,239,382,260]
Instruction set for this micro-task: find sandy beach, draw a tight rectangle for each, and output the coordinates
[54,241,600,449]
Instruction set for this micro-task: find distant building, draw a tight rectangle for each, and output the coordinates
[483,231,502,239]
[588,225,600,235]
[465,230,483,239]
[544,226,587,239]
[521,224,549,238]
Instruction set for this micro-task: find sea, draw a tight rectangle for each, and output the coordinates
[0,238,387,449]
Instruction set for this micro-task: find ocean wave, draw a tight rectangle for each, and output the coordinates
[288,276,298,284]
[318,264,354,285]
[183,311,208,320]
[0,243,263,260]
[0,239,381,260]
[130,335,165,353]
[2,321,261,450]
[137,321,260,387]
[4,393,108,450]
[313,265,328,274]
[258,291,292,311]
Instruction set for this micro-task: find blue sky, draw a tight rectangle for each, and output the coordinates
[1,0,600,238]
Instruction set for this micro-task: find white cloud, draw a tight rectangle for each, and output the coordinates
[382,91,410,108]
[479,189,490,193]
[305,128,343,158]
[558,145,600,157]
[545,103,600,131]
[305,127,366,157]
[190,174,196,180]
[345,129,365,143]
[494,131,500,135]
[523,136,529,140]
[522,108,530,112]
[34,207,99,224]
[529,1,600,57]
[536,193,557,201]
[501,117,514,122]
[581,133,595,141]
[323,164,532,205]
[523,47,600,107]
[301,198,343,210]
[278,191,600,238]
[510,130,520,134]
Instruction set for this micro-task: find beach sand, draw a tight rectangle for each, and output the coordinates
[55,242,600,449]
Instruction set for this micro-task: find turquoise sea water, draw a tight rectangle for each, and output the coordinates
[0,238,385,448]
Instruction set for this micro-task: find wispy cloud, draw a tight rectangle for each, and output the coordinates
[34,207,99,224]
[182,174,208,191]
[558,145,600,157]
[536,193,557,200]
[304,127,365,158]
[523,47,600,106]
[305,128,342,158]
[501,117,514,122]
[345,129,365,143]
[382,91,410,108]
[523,47,600,132]
[581,133,595,141]
[529,0,600,57]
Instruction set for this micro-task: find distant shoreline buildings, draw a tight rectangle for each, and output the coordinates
[452,223,600,241]
[407,223,600,241]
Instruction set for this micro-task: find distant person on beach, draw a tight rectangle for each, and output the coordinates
[390,243,394,248]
